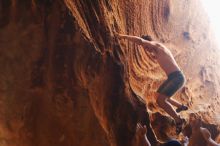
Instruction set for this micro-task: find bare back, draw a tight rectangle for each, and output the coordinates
[143,42,180,75]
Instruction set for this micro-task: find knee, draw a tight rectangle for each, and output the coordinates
[156,95,167,106]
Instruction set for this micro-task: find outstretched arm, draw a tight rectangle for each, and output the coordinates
[132,123,151,146]
[116,33,155,49]
[200,127,220,146]
[116,34,143,45]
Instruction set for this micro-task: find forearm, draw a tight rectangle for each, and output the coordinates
[207,138,220,146]
[143,135,151,146]
[120,34,142,45]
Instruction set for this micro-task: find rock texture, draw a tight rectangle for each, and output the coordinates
[0,0,220,146]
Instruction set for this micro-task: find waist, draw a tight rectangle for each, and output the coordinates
[168,70,184,79]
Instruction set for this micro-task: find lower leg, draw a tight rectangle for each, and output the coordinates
[156,94,180,121]
[168,98,188,113]
[167,98,182,108]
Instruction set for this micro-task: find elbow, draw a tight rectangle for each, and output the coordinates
[138,38,144,45]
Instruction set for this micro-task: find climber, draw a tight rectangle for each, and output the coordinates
[116,33,188,134]
[132,123,187,146]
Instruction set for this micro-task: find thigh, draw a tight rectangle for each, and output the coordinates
[157,78,179,97]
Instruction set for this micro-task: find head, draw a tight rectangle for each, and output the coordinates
[162,140,181,146]
[141,35,153,41]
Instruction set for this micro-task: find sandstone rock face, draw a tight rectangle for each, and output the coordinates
[0,0,219,146]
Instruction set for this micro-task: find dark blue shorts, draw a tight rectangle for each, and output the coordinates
[157,71,185,97]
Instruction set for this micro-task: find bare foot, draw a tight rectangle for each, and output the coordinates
[176,104,188,113]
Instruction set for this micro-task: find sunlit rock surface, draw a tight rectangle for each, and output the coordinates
[0,0,219,146]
